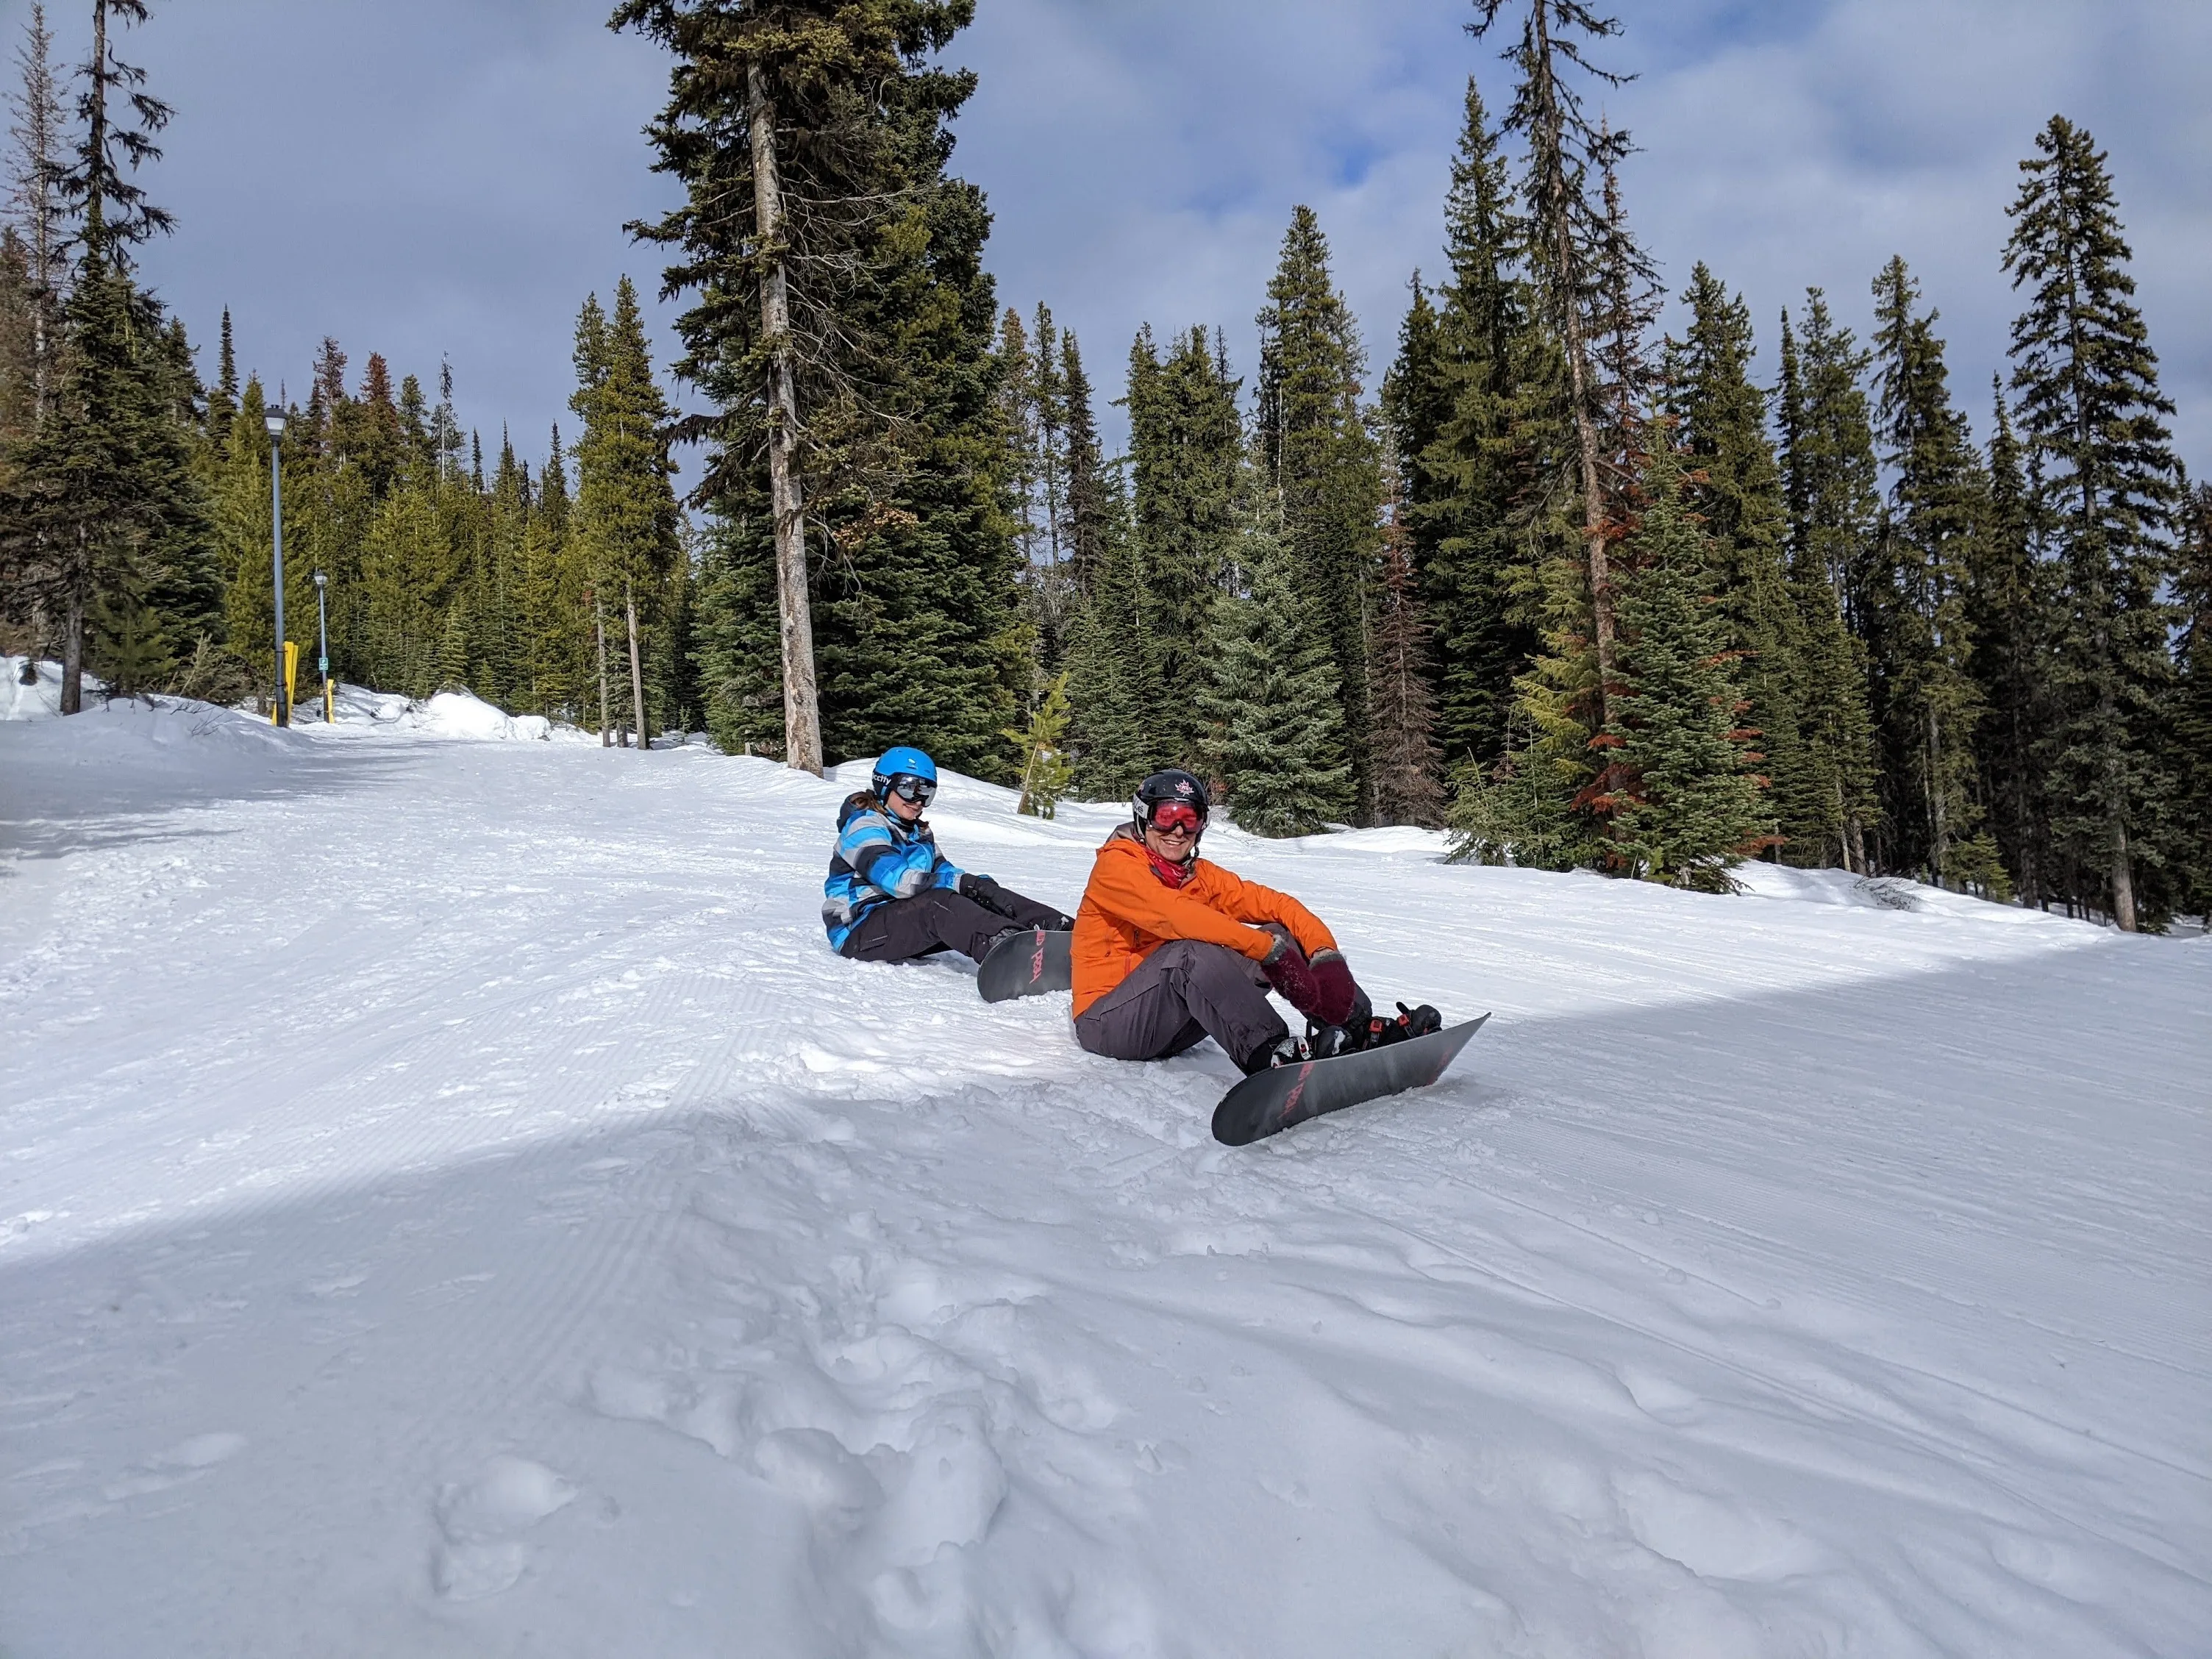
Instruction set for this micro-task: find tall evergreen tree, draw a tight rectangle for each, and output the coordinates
[1663,263,1806,857]
[1062,458,1149,796]
[1059,329,1108,597]
[1255,204,1380,807]
[1199,506,1352,836]
[1965,382,2056,903]
[632,0,1023,775]
[620,0,988,774]
[1603,446,1763,888]
[1869,256,1986,881]
[1126,321,1241,771]
[8,3,68,425]
[1367,479,1446,827]
[1774,296,1881,869]
[2002,115,2179,931]
[0,0,211,713]
[571,276,682,746]
[1386,80,1557,777]
[2169,475,2212,924]
[1468,0,1651,728]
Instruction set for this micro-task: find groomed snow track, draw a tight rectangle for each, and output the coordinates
[2,691,2206,1657]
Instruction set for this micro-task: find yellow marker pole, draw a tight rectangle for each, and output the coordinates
[284,641,299,713]
[324,676,335,725]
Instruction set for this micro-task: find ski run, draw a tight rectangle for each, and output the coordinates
[2,675,2206,1658]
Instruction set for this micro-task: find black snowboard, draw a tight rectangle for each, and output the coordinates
[977,927,1074,1002]
[1211,1015,1491,1146]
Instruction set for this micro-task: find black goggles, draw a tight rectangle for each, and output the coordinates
[885,774,936,804]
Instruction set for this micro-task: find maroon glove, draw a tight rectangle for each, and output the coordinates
[1260,935,1324,1021]
[1307,949,1370,1030]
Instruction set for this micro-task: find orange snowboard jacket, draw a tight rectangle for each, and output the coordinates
[1071,824,1337,1016]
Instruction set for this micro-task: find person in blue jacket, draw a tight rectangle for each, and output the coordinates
[823,746,1074,964]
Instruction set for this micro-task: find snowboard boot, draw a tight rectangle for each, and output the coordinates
[1252,1032,1308,1074]
[1302,1021,1358,1060]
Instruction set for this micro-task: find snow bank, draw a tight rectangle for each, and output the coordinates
[315,683,596,743]
[2,738,2204,1655]
[1,654,93,720]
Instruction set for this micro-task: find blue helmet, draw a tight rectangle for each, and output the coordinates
[871,746,939,804]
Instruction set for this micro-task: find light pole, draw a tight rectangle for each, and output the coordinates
[266,412,288,727]
[313,569,332,724]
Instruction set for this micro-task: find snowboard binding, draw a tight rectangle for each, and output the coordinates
[1313,1000,1444,1057]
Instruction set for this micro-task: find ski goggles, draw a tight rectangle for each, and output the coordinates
[885,774,937,804]
[1145,801,1205,835]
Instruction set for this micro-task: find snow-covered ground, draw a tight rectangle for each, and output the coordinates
[2,685,2206,1658]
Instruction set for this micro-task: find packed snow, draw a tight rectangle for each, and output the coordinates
[1,682,2206,1658]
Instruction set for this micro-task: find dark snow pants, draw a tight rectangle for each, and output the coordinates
[1073,935,1291,1075]
[841,885,1060,966]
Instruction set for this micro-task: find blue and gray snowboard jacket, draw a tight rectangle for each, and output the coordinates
[822,791,968,952]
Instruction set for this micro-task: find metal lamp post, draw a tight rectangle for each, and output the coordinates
[266,412,288,726]
[313,569,332,724]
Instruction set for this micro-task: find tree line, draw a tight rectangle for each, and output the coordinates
[1,0,2205,929]
[0,1,697,747]
[649,0,2201,929]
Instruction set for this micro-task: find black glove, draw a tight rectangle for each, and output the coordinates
[957,871,1016,917]
[958,872,1073,931]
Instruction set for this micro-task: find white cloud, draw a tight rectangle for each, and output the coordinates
[963,0,2211,467]
[35,0,2207,479]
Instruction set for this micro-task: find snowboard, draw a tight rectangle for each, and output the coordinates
[977,927,1074,1002]
[1211,1014,1491,1146]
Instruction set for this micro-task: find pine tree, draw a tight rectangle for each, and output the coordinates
[1063,460,1149,797]
[1775,288,1883,868]
[1663,263,1808,859]
[2002,115,2179,931]
[1060,329,1109,598]
[1469,0,1652,728]
[1603,445,1763,888]
[1002,670,1075,818]
[1126,321,1241,771]
[619,0,988,774]
[571,276,682,746]
[1366,480,1446,827]
[7,1,68,424]
[1966,382,2056,902]
[0,0,210,713]
[633,0,1024,776]
[1199,508,1352,837]
[1869,255,1986,882]
[1388,81,1555,776]
[1255,205,1380,807]
[2169,475,2212,924]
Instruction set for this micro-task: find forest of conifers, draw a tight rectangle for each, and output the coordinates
[2,1,2206,930]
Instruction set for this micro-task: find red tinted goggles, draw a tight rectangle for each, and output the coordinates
[1146,801,1205,835]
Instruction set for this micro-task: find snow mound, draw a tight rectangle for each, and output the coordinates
[1735,861,2075,927]
[2,656,96,720]
[313,682,596,743]
[0,686,305,765]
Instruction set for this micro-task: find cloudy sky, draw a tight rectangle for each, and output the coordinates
[18,0,2208,476]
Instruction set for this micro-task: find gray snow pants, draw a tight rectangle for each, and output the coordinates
[1072,934,1291,1075]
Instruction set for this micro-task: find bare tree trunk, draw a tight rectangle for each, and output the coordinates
[60,569,82,715]
[1530,1,1613,723]
[2109,799,2137,933]
[747,60,822,776]
[625,577,649,753]
[593,590,613,747]
[1925,703,1945,884]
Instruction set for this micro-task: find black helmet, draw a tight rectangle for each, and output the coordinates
[1132,769,1210,835]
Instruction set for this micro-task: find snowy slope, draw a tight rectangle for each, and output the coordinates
[2,696,2207,1658]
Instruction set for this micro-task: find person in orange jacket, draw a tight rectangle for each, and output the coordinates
[1071,769,1377,1074]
